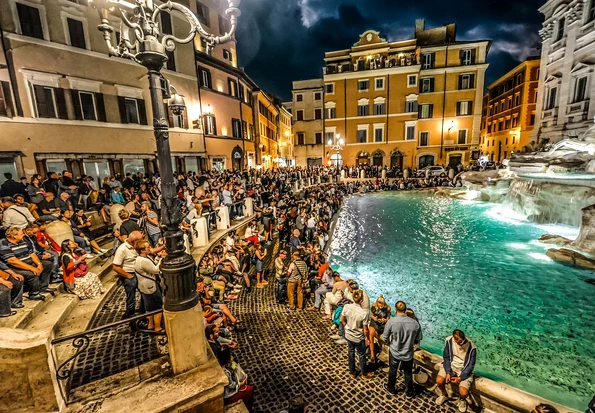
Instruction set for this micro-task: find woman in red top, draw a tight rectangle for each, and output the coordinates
[60,239,105,300]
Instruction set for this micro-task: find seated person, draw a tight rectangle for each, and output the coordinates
[435,329,477,412]
[55,192,74,213]
[59,239,105,300]
[218,347,254,412]
[0,266,24,318]
[111,186,125,204]
[59,210,106,254]
[197,276,241,326]
[1,196,35,229]
[36,192,60,221]
[23,224,60,283]
[0,226,54,300]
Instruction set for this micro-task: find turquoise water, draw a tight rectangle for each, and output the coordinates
[329,192,595,410]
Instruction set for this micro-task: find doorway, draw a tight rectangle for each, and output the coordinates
[448,155,462,169]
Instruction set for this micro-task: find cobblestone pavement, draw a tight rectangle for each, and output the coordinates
[69,287,164,389]
[229,239,458,413]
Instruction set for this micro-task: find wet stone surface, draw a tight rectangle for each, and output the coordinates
[228,239,458,413]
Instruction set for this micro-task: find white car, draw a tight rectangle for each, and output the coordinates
[415,166,446,178]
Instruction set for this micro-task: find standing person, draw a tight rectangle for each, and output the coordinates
[383,301,422,398]
[274,250,288,304]
[112,231,142,318]
[0,173,25,198]
[254,243,266,288]
[141,202,162,247]
[289,229,303,254]
[435,329,477,412]
[42,172,60,197]
[286,252,308,311]
[341,289,374,379]
[134,240,163,331]
[368,295,391,363]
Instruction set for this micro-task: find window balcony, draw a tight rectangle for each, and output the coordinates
[324,53,418,75]
[566,99,589,116]
[543,107,559,124]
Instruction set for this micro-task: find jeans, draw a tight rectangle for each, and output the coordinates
[121,274,138,318]
[74,235,91,253]
[0,275,24,315]
[45,250,60,282]
[314,285,331,308]
[387,352,414,396]
[13,259,52,295]
[277,277,287,303]
[148,232,162,248]
[347,339,367,376]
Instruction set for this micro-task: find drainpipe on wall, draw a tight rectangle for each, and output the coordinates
[344,78,347,160]
[236,74,246,170]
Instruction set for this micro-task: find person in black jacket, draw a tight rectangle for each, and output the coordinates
[42,172,60,197]
[0,173,25,198]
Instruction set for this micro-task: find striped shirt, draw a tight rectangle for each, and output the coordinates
[0,239,34,267]
[288,259,308,283]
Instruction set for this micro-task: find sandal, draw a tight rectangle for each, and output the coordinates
[0,311,17,318]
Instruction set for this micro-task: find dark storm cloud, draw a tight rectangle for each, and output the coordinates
[235,0,544,100]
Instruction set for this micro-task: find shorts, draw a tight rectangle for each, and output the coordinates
[141,290,163,312]
[438,365,473,390]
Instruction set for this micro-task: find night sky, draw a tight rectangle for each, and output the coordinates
[234,0,545,101]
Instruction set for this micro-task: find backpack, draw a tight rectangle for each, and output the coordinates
[332,305,343,326]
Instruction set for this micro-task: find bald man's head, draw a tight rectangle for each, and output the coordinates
[127,231,143,244]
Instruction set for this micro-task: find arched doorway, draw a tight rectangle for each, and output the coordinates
[390,150,404,170]
[372,149,385,167]
[231,146,243,171]
[418,155,435,169]
[356,151,370,165]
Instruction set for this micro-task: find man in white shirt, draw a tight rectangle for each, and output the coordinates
[112,230,142,318]
[1,197,35,229]
[341,290,374,379]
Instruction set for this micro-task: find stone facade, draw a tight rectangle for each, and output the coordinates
[290,79,325,167]
[533,0,595,144]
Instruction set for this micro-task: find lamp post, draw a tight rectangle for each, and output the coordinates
[327,133,345,173]
[88,0,241,373]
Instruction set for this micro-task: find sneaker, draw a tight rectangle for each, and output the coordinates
[383,384,397,396]
[457,399,468,413]
[334,338,347,345]
[435,395,449,405]
[329,334,341,340]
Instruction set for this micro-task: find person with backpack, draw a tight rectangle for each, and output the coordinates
[286,251,308,311]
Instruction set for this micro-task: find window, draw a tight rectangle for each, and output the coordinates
[374,103,385,115]
[198,67,212,89]
[505,119,511,129]
[458,130,467,144]
[297,132,305,145]
[326,107,336,119]
[406,100,418,113]
[324,132,334,144]
[314,108,322,120]
[357,129,367,143]
[420,78,434,93]
[516,73,523,85]
[487,124,492,133]
[547,87,557,110]
[419,104,433,119]
[218,14,229,35]
[296,94,303,102]
[124,98,140,124]
[507,97,512,109]
[46,161,67,174]
[296,110,304,121]
[31,84,57,118]
[408,75,418,87]
[499,121,503,131]
[530,114,536,125]
[456,101,472,116]
[0,81,14,117]
[421,53,435,69]
[16,3,44,39]
[228,78,238,97]
[66,18,86,49]
[196,1,210,26]
[589,0,595,22]
[314,92,322,101]
[315,132,322,145]
[85,160,112,180]
[374,127,383,142]
[358,103,369,117]
[512,117,519,128]
[203,114,216,135]
[515,94,521,106]
[461,49,475,65]
[358,80,369,91]
[375,78,385,90]
[501,101,505,111]
[459,74,475,90]
[232,118,241,138]
[419,132,429,146]
[406,125,416,140]
[222,49,232,61]
[574,77,588,102]
[556,17,565,41]
[325,83,334,94]
[78,91,97,121]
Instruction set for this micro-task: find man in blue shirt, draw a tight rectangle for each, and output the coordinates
[383,301,422,398]
[289,229,302,254]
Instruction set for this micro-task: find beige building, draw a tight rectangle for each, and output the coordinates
[278,104,293,166]
[290,79,324,166]
[479,57,540,162]
[322,21,490,170]
[0,0,265,178]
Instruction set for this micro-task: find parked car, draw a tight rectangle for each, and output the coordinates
[415,166,446,178]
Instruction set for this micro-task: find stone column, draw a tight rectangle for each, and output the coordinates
[360,170,365,179]
[216,206,230,230]
[191,217,209,247]
[381,169,386,179]
[340,170,346,180]
[164,305,210,375]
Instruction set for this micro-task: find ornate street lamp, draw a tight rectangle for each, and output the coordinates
[88,0,241,312]
[328,133,344,171]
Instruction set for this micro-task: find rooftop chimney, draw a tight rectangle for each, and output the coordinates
[415,19,425,35]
